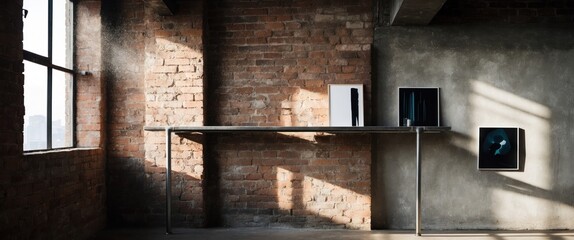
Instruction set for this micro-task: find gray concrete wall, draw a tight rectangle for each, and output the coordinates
[372,25,574,230]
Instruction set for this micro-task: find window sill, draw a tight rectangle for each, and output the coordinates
[23,147,102,156]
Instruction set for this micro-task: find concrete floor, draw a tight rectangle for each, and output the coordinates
[95,228,574,240]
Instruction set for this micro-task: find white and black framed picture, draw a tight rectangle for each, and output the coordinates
[478,127,520,171]
[329,84,364,127]
[398,87,440,126]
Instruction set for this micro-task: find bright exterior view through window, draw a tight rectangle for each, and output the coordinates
[23,0,74,151]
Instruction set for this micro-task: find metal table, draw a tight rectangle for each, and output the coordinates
[144,126,450,236]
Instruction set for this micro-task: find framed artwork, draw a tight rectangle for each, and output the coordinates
[398,87,440,126]
[329,84,364,126]
[478,127,520,171]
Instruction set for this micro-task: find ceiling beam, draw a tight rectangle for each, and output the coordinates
[390,0,447,25]
[145,0,176,16]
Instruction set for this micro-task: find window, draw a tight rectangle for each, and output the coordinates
[23,0,74,151]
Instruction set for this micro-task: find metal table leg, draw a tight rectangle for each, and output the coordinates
[416,127,422,236]
[166,127,173,234]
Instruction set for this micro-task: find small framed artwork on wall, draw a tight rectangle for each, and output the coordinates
[398,87,440,126]
[478,127,520,171]
[329,84,364,126]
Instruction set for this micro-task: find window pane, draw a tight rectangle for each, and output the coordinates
[23,0,48,56]
[24,61,48,151]
[52,70,73,148]
[53,0,73,68]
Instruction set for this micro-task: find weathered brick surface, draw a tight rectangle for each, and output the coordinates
[0,0,24,158]
[208,0,372,127]
[0,2,26,237]
[76,0,105,148]
[103,0,146,161]
[433,0,574,24]
[102,0,206,227]
[144,0,206,226]
[1,149,106,240]
[207,0,373,229]
[213,133,371,229]
[101,0,150,226]
[100,0,372,229]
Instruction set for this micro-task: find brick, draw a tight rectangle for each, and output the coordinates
[152,65,178,73]
[243,8,268,15]
[315,14,334,22]
[345,21,364,29]
[164,58,191,65]
[336,44,362,51]
[265,22,284,30]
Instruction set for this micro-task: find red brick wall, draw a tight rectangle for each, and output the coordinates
[2,149,106,240]
[0,1,26,236]
[104,0,146,161]
[102,0,150,226]
[433,0,574,24]
[0,0,24,159]
[0,1,107,239]
[208,0,372,126]
[210,133,371,229]
[103,0,206,227]
[76,0,105,148]
[207,0,373,229]
[103,0,373,229]
[144,0,206,227]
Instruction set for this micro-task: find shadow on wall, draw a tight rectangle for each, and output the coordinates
[373,25,574,230]
[188,132,371,229]
[107,156,202,227]
[102,0,206,228]
[101,0,148,227]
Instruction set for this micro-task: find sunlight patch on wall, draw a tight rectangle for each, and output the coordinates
[276,167,370,229]
[280,88,328,127]
[276,88,329,141]
[302,175,370,229]
[145,36,204,126]
[472,81,551,119]
[471,80,552,190]
[469,79,561,228]
[277,167,294,210]
[488,188,572,229]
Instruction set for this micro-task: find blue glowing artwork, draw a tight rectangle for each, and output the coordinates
[478,127,519,170]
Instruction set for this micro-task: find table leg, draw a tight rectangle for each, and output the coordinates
[166,127,173,234]
[416,127,422,236]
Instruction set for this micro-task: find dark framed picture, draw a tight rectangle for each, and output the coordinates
[329,84,364,126]
[478,127,520,171]
[398,87,440,126]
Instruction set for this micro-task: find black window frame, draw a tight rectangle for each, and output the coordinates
[23,0,76,151]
